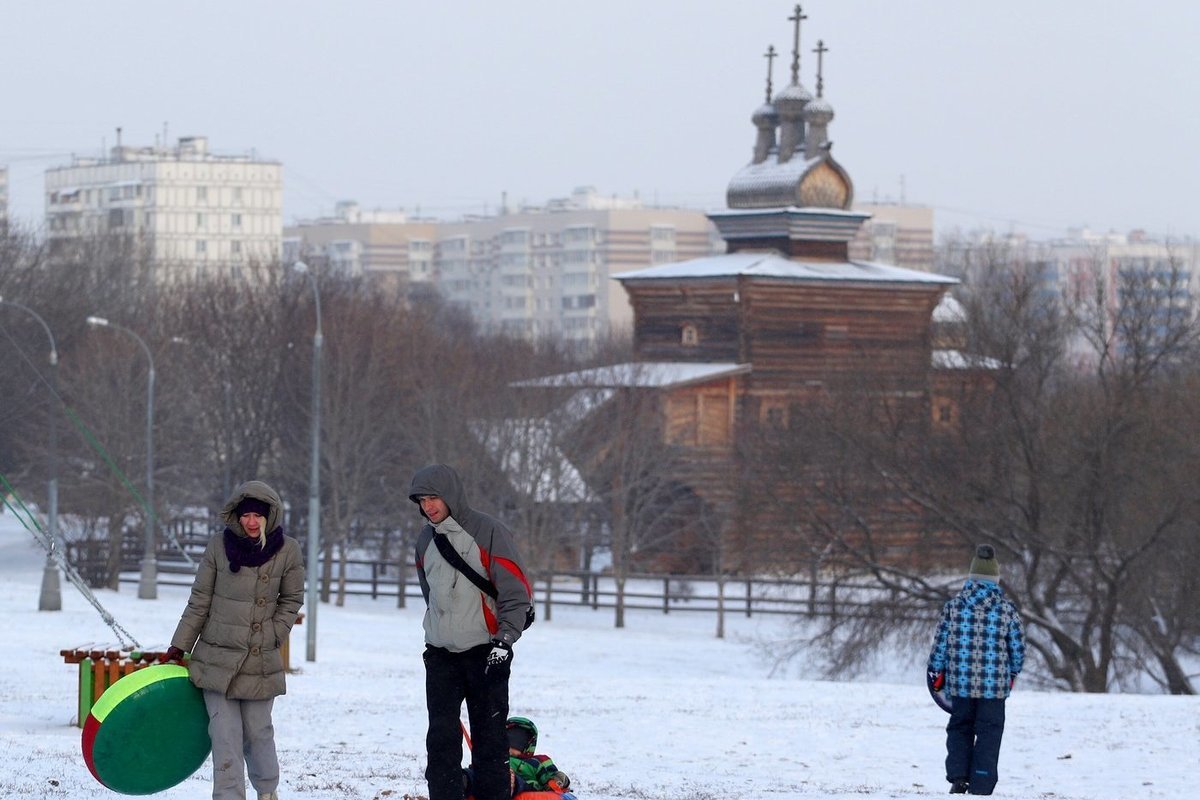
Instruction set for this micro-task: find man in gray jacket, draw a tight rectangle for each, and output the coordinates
[409,464,532,800]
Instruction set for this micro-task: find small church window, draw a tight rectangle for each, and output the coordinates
[681,324,699,346]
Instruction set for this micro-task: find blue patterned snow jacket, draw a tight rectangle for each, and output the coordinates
[928,579,1025,700]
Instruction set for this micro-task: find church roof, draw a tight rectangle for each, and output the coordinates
[515,361,751,390]
[613,251,958,286]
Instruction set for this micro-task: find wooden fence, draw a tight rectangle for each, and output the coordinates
[118,551,935,622]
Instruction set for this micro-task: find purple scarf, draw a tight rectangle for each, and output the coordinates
[223,526,285,572]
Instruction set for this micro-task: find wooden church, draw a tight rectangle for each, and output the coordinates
[525,9,970,574]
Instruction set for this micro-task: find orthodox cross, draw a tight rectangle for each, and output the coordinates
[763,44,777,102]
[813,39,828,98]
[787,4,807,84]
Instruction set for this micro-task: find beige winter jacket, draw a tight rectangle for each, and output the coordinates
[170,480,305,700]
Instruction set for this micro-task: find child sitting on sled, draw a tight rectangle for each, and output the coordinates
[466,716,572,797]
[506,717,570,794]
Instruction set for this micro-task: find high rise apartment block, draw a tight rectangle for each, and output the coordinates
[849,203,935,271]
[283,200,439,286]
[44,135,282,277]
[287,188,722,346]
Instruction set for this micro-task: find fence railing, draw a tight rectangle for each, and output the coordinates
[117,551,936,622]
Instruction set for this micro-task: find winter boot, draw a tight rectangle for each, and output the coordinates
[949,780,969,794]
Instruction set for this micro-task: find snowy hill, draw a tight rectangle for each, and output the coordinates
[0,510,1194,799]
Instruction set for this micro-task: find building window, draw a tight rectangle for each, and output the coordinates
[231,240,242,256]
[196,213,205,228]
[232,187,243,204]
[564,225,596,244]
[651,224,676,243]
[681,323,699,346]
[196,240,208,255]
[231,213,242,228]
[197,186,208,202]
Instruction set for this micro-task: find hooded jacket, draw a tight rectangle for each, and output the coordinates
[928,578,1025,700]
[409,464,532,652]
[170,480,305,699]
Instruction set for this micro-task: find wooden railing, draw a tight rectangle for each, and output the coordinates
[122,553,938,622]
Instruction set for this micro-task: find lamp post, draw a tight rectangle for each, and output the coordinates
[293,261,322,662]
[0,296,61,610]
[86,316,158,600]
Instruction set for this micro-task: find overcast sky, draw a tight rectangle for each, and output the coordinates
[2,0,1197,239]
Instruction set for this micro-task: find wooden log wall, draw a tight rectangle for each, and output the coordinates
[619,274,956,574]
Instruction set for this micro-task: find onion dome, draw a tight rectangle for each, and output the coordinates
[773,81,813,117]
[752,101,780,128]
[803,95,833,126]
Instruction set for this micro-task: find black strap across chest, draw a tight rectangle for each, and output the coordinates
[433,533,498,599]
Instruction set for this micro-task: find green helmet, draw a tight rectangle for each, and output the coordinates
[505,716,538,755]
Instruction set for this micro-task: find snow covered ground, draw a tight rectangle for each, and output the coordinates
[1,510,1196,800]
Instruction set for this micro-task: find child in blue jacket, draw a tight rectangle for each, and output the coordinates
[928,545,1025,796]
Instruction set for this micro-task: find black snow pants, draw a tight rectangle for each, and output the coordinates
[424,643,512,800]
[945,695,1006,795]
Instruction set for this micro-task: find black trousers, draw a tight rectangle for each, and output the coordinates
[424,643,512,800]
[946,695,1006,795]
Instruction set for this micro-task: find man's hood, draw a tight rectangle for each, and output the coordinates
[408,464,471,521]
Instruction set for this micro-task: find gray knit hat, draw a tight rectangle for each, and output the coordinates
[968,544,1000,581]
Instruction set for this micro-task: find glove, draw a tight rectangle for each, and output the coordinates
[159,646,186,664]
[485,639,512,671]
[548,771,570,791]
[928,670,945,691]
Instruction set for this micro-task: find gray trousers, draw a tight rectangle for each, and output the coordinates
[203,690,280,800]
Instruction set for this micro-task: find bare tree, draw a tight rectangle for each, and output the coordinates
[753,252,1200,693]
[569,379,705,628]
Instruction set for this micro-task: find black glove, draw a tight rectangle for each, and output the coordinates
[159,646,186,664]
[485,639,512,671]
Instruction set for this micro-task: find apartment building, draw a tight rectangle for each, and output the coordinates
[287,188,722,346]
[44,135,282,277]
[849,202,935,272]
[284,201,439,292]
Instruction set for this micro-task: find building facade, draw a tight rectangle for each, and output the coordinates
[286,187,721,347]
[44,135,282,277]
[284,201,439,291]
[849,202,935,271]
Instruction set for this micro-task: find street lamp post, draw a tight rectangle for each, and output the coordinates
[87,316,158,600]
[293,261,322,662]
[0,296,61,610]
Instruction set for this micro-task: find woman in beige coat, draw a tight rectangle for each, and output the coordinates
[163,480,304,800]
